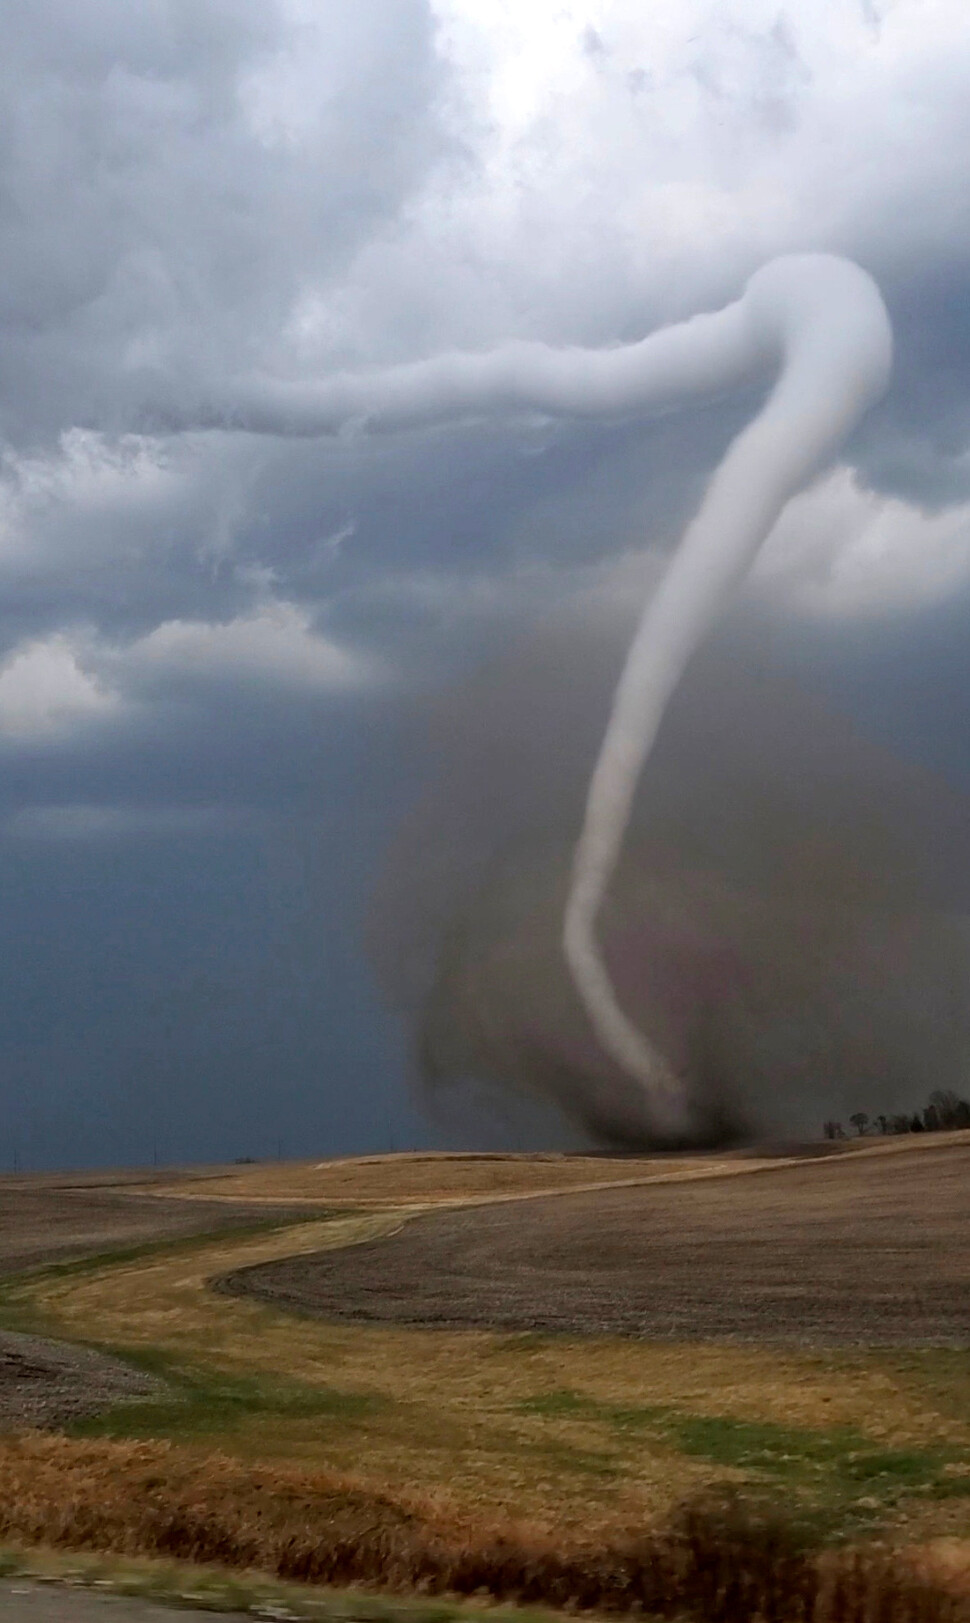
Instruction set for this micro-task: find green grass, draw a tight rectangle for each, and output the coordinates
[0,1213,346,1342]
[516,1390,970,1533]
[67,1348,389,1445]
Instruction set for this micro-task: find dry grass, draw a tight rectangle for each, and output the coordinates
[4,1135,970,1607]
[0,1544,572,1623]
[5,1209,970,1537]
[0,1184,317,1278]
[130,1132,970,1208]
[137,1150,738,1206]
[0,1433,966,1622]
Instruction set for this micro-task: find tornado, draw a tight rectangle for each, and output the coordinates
[151,254,893,1139]
[562,258,893,1136]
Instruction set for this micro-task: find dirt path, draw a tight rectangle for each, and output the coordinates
[219,1136,970,1346]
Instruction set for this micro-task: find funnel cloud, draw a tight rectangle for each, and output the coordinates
[368,588,970,1149]
[157,253,893,1140]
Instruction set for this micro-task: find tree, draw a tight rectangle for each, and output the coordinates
[823,1119,845,1140]
[911,1113,924,1132]
[849,1111,869,1136]
[929,1090,961,1128]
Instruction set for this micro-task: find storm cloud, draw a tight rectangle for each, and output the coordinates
[2,0,970,1163]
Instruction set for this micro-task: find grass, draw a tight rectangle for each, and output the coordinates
[4,1209,970,1544]
[4,1169,970,1616]
[134,1147,823,1208]
[2,1436,969,1621]
[70,1350,389,1444]
[0,1543,566,1623]
[516,1392,970,1535]
[0,1213,342,1294]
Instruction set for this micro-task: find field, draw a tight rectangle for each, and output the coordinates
[221,1136,970,1344]
[140,1148,780,1206]
[0,1165,318,1276]
[1,1137,970,1617]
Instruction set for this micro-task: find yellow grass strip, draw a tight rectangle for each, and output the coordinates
[128,1131,970,1208]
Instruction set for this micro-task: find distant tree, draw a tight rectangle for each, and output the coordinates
[849,1111,870,1136]
[890,1114,912,1135]
[911,1113,925,1132]
[823,1119,846,1140]
[929,1090,961,1128]
[876,1114,888,1135]
[925,1090,970,1130]
[923,1104,941,1132]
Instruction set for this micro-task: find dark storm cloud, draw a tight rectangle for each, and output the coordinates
[0,1,970,1162]
[368,582,970,1146]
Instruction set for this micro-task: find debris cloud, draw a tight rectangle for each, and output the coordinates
[155,255,894,1139]
[367,585,970,1149]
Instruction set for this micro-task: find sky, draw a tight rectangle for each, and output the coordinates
[2,0,970,1167]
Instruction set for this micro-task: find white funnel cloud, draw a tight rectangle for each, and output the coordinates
[153,253,892,1138]
[563,257,893,1136]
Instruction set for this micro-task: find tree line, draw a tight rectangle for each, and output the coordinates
[824,1088,970,1139]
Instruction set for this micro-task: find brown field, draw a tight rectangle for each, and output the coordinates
[0,1167,318,1277]
[221,1135,970,1346]
[0,1147,809,1278]
[3,1133,970,1611]
[0,1331,161,1431]
[139,1149,758,1206]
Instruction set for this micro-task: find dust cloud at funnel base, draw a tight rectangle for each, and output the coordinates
[366,585,970,1150]
[164,253,896,1143]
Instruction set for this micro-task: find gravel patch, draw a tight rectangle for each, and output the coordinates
[0,1332,162,1432]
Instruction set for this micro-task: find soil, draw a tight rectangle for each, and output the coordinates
[0,1174,317,1278]
[0,1171,318,1433]
[0,1331,162,1432]
[220,1136,970,1346]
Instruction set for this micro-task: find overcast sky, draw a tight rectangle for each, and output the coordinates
[2,0,970,1168]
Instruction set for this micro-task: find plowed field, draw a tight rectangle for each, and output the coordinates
[221,1138,970,1346]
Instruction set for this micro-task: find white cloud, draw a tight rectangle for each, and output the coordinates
[0,431,179,572]
[0,592,375,749]
[418,0,970,335]
[752,466,970,617]
[0,632,119,741]
[125,598,376,692]
[0,0,969,729]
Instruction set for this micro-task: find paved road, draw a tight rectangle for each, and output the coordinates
[0,1583,247,1621]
